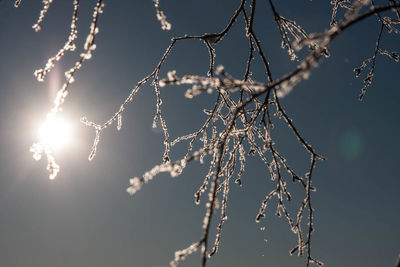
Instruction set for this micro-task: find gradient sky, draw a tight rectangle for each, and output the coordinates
[0,1,399,266]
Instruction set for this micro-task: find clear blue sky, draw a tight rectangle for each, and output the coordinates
[0,1,399,266]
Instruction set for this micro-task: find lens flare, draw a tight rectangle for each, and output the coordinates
[38,115,72,149]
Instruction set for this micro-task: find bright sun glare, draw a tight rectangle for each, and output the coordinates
[38,115,72,149]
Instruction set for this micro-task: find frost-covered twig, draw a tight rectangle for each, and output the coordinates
[32,0,54,32]
[153,0,171,31]
[353,1,400,100]
[30,0,104,179]
[14,0,22,8]
[354,22,384,100]
[34,0,80,82]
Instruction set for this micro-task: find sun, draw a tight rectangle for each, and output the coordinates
[38,115,72,150]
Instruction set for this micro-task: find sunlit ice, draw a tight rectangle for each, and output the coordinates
[38,114,73,150]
